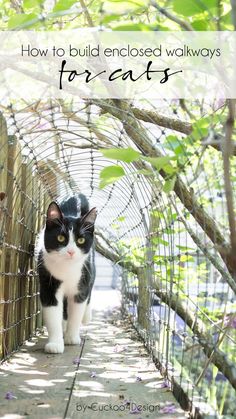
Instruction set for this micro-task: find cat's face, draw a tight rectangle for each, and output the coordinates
[44,202,96,262]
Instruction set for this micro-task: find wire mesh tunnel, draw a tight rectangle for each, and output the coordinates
[0,99,236,418]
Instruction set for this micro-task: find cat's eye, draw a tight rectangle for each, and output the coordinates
[57,234,65,243]
[77,237,85,245]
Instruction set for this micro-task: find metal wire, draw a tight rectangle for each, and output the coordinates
[0,99,235,418]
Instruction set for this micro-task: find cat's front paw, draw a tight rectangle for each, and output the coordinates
[64,332,81,345]
[45,341,64,353]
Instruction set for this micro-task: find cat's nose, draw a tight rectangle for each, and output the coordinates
[67,249,75,257]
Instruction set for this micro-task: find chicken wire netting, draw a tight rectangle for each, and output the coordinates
[0,98,235,418]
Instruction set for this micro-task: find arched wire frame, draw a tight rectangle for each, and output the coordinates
[0,98,235,417]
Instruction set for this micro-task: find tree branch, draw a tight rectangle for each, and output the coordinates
[95,235,139,275]
[154,287,236,391]
[61,98,236,284]
[92,99,234,276]
[150,1,194,31]
[128,107,236,159]
[230,0,236,29]
[170,197,236,295]
[59,101,113,147]
[10,0,23,13]
[222,100,236,266]
[79,0,94,27]
[130,106,192,135]
[179,99,195,119]
[95,233,236,391]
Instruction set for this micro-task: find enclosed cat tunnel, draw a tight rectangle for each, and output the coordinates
[0,100,236,417]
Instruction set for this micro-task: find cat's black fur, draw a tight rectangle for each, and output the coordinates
[38,194,95,312]
[37,193,96,319]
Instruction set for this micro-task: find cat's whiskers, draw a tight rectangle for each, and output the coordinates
[53,218,67,233]
[83,262,91,276]
[36,260,44,269]
[80,224,93,234]
[36,195,97,354]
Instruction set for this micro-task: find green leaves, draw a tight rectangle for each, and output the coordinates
[176,245,195,251]
[165,135,185,155]
[191,19,209,31]
[151,237,169,246]
[6,0,83,29]
[191,116,212,141]
[23,0,43,12]
[163,176,177,193]
[173,0,217,16]
[8,13,39,29]
[100,148,176,170]
[112,23,153,31]
[53,0,78,13]
[1,0,233,31]
[103,0,146,14]
[99,165,125,189]
[99,147,140,163]
[144,156,176,174]
[99,147,178,192]
[117,216,126,222]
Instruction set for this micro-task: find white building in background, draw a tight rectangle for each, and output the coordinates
[95,252,121,289]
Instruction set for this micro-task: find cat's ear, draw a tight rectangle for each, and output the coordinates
[47,202,63,221]
[81,207,97,225]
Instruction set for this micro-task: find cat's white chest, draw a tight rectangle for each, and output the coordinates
[44,252,86,296]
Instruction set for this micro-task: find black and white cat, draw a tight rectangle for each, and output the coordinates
[35,194,97,354]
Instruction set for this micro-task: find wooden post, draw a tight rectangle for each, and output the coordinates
[0,113,8,360]
[138,267,150,332]
[36,176,44,329]
[29,165,37,337]
[37,161,58,199]
[0,122,52,360]
[138,205,161,337]
[24,162,34,340]
[4,135,22,357]
[19,162,29,343]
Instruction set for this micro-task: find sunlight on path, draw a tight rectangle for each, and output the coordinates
[0,289,187,418]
